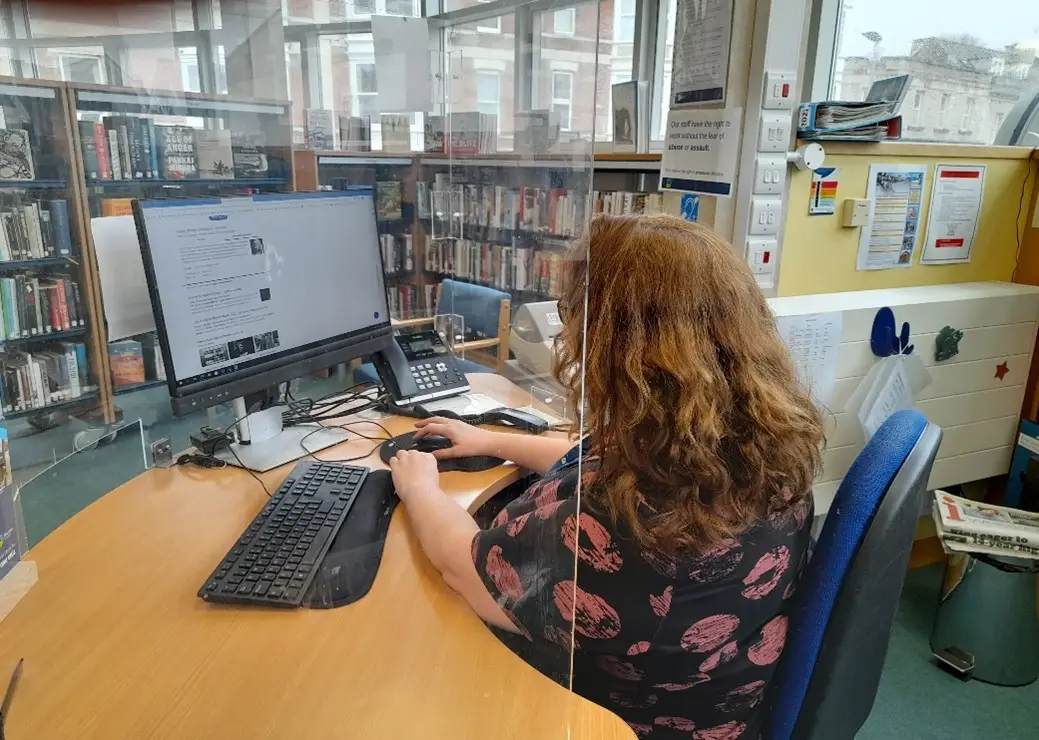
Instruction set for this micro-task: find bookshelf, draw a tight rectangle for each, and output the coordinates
[67,84,294,420]
[292,150,679,312]
[0,77,105,431]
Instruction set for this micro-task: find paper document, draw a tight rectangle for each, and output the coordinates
[921,164,986,265]
[776,312,842,408]
[371,15,432,113]
[858,359,913,438]
[858,164,927,270]
[670,0,732,106]
[91,215,156,341]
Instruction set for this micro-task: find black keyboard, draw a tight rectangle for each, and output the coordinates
[199,460,369,607]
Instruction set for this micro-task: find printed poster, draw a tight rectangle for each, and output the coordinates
[776,312,842,409]
[670,0,732,106]
[921,164,986,265]
[808,167,839,216]
[857,164,928,270]
[660,108,742,198]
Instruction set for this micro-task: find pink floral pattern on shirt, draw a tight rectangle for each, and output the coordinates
[472,462,813,740]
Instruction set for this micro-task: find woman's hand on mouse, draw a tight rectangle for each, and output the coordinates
[413,417,494,459]
[389,449,440,501]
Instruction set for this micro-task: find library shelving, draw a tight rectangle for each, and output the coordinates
[293,150,676,310]
[0,77,105,432]
[68,84,294,420]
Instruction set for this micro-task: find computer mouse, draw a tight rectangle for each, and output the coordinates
[379,433,505,473]
[415,434,453,453]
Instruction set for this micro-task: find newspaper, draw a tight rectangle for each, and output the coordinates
[932,490,1039,559]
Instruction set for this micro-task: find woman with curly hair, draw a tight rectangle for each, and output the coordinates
[389,214,823,739]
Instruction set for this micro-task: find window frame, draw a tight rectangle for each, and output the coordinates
[57,52,105,85]
[552,8,576,37]
[476,68,502,130]
[550,69,574,131]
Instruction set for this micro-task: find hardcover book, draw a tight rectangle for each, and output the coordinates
[231,131,269,178]
[155,125,199,179]
[304,109,336,150]
[196,130,235,179]
[0,129,35,180]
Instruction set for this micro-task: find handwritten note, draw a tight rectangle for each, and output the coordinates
[776,312,842,409]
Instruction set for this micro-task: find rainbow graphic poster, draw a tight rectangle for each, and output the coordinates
[809,167,840,216]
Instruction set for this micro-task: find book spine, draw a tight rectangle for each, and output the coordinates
[26,204,43,258]
[62,342,81,398]
[47,285,60,334]
[48,200,72,257]
[55,279,70,331]
[78,121,99,180]
[74,343,87,389]
[13,207,29,260]
[106,127,123,180]
[70,280,84,326]
[147,119,159,179]
[30,277,43,333]
[15,365,27,410]
[3,279,16,340]
[39,283,52,333]
[93,123,112,180]
[63,279,77,328]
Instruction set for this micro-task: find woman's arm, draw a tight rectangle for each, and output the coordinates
[413,417,575,475]
[389,450,520,633]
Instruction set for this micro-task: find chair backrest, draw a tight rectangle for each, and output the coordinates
[764,409,942,740]
[436,278,510,339]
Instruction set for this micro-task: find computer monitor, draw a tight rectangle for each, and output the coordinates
[134,189,394,471]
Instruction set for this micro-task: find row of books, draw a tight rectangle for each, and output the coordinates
[386,284,431,321]
[380,234,415,275]
[0,199,73,261]
[426,239,565,297]
[304,110,499,155]
[0,275,85,341]
[591,190,667,216]
[79,119,270,181]
[110,335,166,387]
[0,343,90,414]
[430,174,586,236]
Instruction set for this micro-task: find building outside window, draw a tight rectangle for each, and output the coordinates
[476,70,501,129]
[58,53,104,84]
[828,0,1039,144]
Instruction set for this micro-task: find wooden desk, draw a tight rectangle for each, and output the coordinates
[0,375,633,740]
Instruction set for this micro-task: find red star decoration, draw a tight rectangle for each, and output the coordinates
[995,362,1010,381]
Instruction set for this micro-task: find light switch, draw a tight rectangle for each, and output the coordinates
[763,71,797,111]
[750,198,783,235]
[746,237,778,274]
[758,112,791,152]
[753,155,786,195]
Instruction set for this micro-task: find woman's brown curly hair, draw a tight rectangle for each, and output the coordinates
[553,214,823,554]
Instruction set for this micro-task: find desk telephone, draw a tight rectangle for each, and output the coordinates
[373,328,470,404]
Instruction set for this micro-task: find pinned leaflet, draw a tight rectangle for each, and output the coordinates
[659,108,742,198]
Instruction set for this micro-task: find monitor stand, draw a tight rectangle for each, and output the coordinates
[214,400,350,473]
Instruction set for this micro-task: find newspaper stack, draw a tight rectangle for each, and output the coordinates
[932,490,1039,559]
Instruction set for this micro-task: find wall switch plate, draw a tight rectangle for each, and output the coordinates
[753,155,786,195]
[749,198,783,235]
[763,71,797,110]
[151,438,174,468]
[758,112,792,152]
[746,237,778,274]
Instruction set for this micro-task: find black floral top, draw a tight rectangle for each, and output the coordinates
[471,462,813,740]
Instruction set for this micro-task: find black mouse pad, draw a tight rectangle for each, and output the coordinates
[303,469,399,610]
[379,432,506,472]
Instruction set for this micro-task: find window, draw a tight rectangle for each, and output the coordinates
[476,70,501,129]
[354,61,380,118]
[58,53,104,84]
[384,0,415,16]
[553,8,576,36]
[912,90,923,109]
[823,0,1039,144]
[551,70,574,130]
[615,0,636,42]
[476,0,501,32]
[179,47,201,93]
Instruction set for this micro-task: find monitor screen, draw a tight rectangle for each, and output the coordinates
[136,191,390,399]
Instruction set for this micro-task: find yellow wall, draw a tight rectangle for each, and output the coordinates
[779,143,1036,296]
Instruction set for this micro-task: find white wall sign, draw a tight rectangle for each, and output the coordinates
[921,164,987,265]
[670,0,733,106]
[659,108,742,198]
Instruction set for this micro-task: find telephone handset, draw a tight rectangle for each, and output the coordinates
[373,328,470,404]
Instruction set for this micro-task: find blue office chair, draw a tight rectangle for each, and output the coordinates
[764,409,942,740]
[355,279,511,385]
